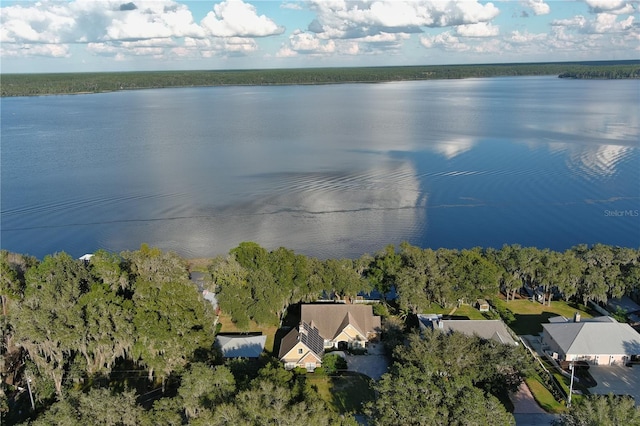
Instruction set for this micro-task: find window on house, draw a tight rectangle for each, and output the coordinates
[298,348,303,354]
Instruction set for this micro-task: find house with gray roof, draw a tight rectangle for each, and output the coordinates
[300,304,381,350]
[418,315,518,346]
[541,315,640,366]
[215,334,266,358]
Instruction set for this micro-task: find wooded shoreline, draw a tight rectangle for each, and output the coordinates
[2,60,639,97]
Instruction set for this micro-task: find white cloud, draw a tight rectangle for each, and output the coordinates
[583,0,635,14]
[307,0,501,39]
[201,0,284,37]
[281,2,303,10]
[420,32,471,52]
[552,13,635,34]
[276,45,298,58]
[103,2,203,41]
[456,22,499,37]
[1,43,71,58]
[0,0,283,61]
[287,31,336,54]
[522,0,550,16]
[508,30,547,44]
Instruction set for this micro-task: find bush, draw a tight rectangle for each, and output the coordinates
[372,303,390,318]
[322,354,347,374]
[488,299,516,324]
[482,309,500,320]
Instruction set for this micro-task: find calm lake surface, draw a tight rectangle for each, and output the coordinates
[1,76,639,259]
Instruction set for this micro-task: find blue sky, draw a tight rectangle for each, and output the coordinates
[1,0,638,73]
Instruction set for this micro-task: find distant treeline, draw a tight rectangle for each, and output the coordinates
[2,60,638,97]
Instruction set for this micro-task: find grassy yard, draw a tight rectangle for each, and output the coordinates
[448,304,487,320]
[525,376,567,414]
[306,372,375,414]
[421,303,449,315]
[216,313,278,354]
[499,299,593,335]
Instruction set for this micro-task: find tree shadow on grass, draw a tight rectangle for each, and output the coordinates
[511,312,559,335]
[330,372,375,414]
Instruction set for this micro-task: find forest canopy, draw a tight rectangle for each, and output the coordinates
[2,60,639,97]
[1,242,639,424]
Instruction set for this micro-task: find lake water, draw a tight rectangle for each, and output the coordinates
[1,76,638,259]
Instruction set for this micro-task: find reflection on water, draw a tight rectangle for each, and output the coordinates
[567,144,635,179]
[1,77,638,259]
[429,137,476,159]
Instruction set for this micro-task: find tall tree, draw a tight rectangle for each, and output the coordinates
[88,250,130,293]
[30,388,147,426]
[552,394,640,426]
[366,244,402,299]
[77,283,134,376]
[211,256,251,329]
[494,245,523,301]
[395,243,435,312]
[321,258,368,301]
[178,363,235,420]
[132,278,216,387]
[11,252,92,397]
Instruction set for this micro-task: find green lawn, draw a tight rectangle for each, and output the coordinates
[449,304,487,320]
[500,299,593,335]
[525,377,567,414]
[421,303,449,315]
[307,372,375,414]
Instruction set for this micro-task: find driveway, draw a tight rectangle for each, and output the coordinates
[345,342,389,380]
[512,382,559,426]
[589,365,640,405]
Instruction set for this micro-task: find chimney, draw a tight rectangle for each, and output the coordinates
[573,312,581,323]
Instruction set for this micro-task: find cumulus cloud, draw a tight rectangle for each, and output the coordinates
[508,30,547,44]
[307,0,501,38]
[201,0,284,37]
[281,2,303,10]
[287,31,336,54]
[583,0,635,15]
[0,0,284,61]
[420,32,471,52]
[1,43,71,58]
[552,13,635,34]
[278,0,501,58]
[104,2,204,40]
[456,22,499,37]
[522,0,550,16]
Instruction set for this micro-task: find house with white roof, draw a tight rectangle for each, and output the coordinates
[215,334,266,358]
[541,315,640,366]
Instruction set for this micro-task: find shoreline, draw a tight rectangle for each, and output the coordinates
[2,60,638,97]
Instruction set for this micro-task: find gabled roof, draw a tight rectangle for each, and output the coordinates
[216,335,266,358]
[440,319,518,346]
[278,322,324,360]
[543,318,640,356]
[335,311,366,340]
[300,304,381,341]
